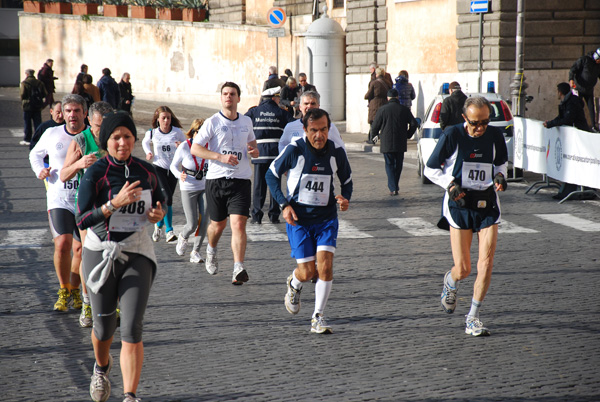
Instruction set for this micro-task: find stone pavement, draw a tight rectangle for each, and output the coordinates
[1,87,599,401]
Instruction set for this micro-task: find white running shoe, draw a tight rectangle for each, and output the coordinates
[190,251,204,263]
[205,251,218,275]
[232,263,249,285]
[441,270,458,314]
[284,274,301,315]
[311,314,333,334]
[79,302,93,328]
[152,225,162,242]
[90,355,112,402]
[176,235,188,256]
[465,316,491,336]
[165,231,177,243]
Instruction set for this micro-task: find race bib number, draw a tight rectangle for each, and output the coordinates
[298,174,331,206]
[154,139,176,162]
[222,147,243,171]
[461,162,493,190]
[108,190,151,232]
[57,179,78,202]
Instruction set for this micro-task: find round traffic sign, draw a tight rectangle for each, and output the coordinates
[267,7,286,28]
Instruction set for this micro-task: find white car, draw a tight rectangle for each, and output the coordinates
[416,90,514,184]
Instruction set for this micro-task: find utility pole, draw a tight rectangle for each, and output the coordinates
[510,0,527,117]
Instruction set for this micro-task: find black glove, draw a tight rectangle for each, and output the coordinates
[447,182,465,207]
[493,173,507,191]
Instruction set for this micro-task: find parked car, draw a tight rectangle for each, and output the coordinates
[416,88,514,184]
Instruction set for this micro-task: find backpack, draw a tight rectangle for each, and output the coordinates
[27,82,45,110]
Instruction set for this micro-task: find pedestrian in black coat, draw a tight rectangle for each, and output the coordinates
[370,88,418,195]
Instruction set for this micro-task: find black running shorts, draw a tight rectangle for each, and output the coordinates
[205,178,251,222]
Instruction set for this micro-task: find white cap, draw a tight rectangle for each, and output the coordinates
[262,86,281,97]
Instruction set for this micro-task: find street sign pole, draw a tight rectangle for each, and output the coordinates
[478,12,483,93]
[470,0,489,93]
[267,7,287,76]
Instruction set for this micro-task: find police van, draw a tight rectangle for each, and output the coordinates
[416,83,514,184]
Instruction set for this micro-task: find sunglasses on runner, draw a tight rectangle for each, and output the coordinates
[464,117,490,127]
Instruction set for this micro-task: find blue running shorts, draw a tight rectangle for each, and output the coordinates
[286,218,338,262]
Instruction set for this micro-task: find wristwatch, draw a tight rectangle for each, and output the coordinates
[105,200,118,213]
[280,201,290,210]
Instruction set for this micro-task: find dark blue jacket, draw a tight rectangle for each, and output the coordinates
[97,75,120,109]
[245,99,294,164]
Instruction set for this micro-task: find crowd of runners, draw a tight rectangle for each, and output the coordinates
[27,67,508,402]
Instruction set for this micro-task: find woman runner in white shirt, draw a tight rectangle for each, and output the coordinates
[170,119,209,263]
[141,106,186,243]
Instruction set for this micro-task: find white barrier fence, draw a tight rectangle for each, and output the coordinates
[513,117,600,190]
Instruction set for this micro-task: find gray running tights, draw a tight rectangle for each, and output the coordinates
[180,189,208,252]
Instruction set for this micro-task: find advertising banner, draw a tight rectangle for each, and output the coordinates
[513,117,547,174]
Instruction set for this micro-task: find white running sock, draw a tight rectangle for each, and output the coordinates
[83,292,90,305]
[291,270,303,290]
[467,299,482,319]
[313,279,332,318]
[207,244,217,254]
[447,272,458,289]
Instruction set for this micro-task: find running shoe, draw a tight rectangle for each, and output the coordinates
[441,270,458,314]
[53,288,70,312]
[232,264,249,285]
[176,235,188,256]
[465,316,491,336]
[190,251,204,263]
[205,251,218,275]
[71,288,82,309]
[79,302,93,328]
[152,225,162,242]
[122,394,141,402]
[284,274,301,315]
[311,314,333,334]
[165,231,177,243]
[90,355,112,402]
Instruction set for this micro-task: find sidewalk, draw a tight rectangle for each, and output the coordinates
[3,86,418,158]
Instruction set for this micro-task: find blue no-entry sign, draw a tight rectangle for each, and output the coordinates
[470,0,489,13]
[267,7,286,28]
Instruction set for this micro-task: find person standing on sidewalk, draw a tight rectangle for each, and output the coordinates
[440,81,467,131]
[29,94,89,313]
[142,106,186,244]
[569,47,600,132]
[245,86,294,224]
[266,108,353,334]
[191,82,259,285]
[425,96,508,337]
[370,88,418,196]
[38,58,57,108]
[20,69,47,146]
[76,112,166,402]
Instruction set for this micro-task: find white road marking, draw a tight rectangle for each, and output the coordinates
[535,213,600,232]
[246,223,288,242]
[388,217,448,236]
[9,129,22,137]
[338,219,373,238]
[498,220,539,234]
[0,229,49,249]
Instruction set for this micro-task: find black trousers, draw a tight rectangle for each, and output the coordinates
[252,162,280,222]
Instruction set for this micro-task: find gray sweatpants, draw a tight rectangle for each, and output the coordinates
[81,249,155,343]
[180,189,208,252]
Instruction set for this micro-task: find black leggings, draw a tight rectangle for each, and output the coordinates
[82,249,155,343]
[155,165,178,206]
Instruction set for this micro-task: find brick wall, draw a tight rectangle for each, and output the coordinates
[209,0,246,24]
[345,0,387,74]
[457,0,600,72]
